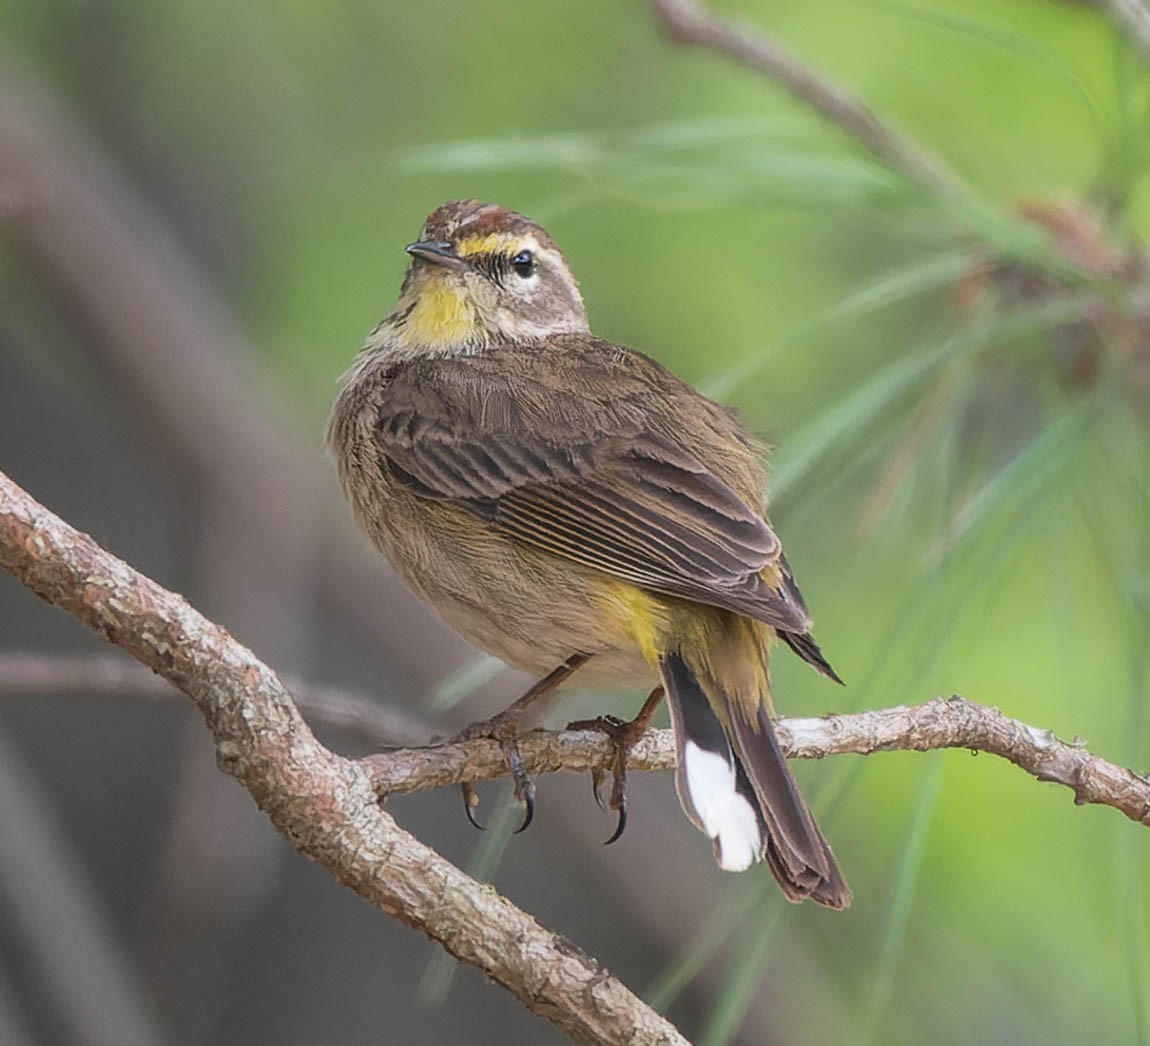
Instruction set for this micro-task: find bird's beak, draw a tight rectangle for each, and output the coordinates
[405,240,468,272]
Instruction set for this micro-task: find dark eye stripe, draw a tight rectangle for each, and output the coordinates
[473,252,510,284]
[475,250,534,285]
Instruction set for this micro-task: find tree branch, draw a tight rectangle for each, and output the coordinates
[649,0,963,194]
[0,470,688,1046]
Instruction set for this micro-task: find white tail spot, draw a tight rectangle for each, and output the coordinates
[682,741,762,872]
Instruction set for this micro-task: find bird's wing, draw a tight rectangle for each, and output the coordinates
[375,346,813,632]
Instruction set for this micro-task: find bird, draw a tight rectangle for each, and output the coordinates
[327,199,850,908]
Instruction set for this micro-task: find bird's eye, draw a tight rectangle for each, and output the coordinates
[511,250,535,278]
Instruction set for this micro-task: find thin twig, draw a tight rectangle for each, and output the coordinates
[0,471,687,1046]
[360,701,1150,828]
[1100,0,1150,65]
[648,0,1150,295]
[649,0,963,194]
[0,652,434,749]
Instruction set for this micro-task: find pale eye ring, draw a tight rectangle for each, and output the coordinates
[511,250,535,278]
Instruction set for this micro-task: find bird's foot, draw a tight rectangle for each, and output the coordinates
[567,685,665,845]
[454,711,536,833]
[455,652,590,834]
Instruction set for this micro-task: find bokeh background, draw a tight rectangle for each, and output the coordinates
[2,1,1149,1043]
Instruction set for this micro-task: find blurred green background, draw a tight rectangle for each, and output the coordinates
[2,1,1149,1044]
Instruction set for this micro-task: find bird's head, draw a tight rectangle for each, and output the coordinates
[374,199,589,356]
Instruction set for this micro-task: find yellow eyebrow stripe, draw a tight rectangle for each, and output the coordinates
[456,233,520,257]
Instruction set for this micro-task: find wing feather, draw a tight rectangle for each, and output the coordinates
[374,341,813,631]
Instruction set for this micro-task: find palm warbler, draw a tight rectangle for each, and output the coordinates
[328,200,850,908]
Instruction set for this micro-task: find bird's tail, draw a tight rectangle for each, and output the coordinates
[660,649,851,909]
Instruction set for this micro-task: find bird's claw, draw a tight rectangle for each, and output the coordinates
[585,740,629,844]
[502,738,535,832]
[569,687,664,846]
[452,653,592,836]
[569,713,634,846]
[513,776,535,834]
[603,794,627,847]
[461,782,485,831]
[591,768,610,813]
[458,732,536,834]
